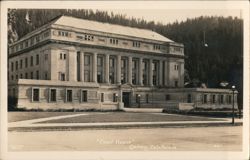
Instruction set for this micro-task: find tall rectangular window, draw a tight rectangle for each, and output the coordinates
[36,54,39,65]
[212,95,216,104]
[203,94,207,104]
[25,58,28,68]
[25,73,28,79]
[84,70,90,82]
[59,73,65,81]
[32,88,39,102]
[81,90,87,102]
[30,72,33,79]
[50,89,57,102]
[45,54,48,60]
[220,95,224,104]
[101,93,104,102]
[66,90,73,102]
[20,60,23,69]
[30,56,33,66]
[84,55,90,65]
[36,70,39,79]
[146,94,149,103]
[15,61,18,70]
[11,62,14,71]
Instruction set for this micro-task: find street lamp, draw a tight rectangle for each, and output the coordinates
[137,94,141,108]
[232,85,236,125]
[115,93,118,102]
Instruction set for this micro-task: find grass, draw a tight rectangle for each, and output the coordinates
[8,112,81,122]
[35,112,222,124]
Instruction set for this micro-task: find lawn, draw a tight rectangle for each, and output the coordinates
[36,112,222,123]
[8,112,80,122]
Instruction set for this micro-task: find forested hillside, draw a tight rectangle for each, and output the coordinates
[8,9,243,107]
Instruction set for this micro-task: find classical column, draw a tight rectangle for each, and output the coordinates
[105,54,110,83]
[138,58,143,85]
[158,60,163,86]
[179,61,185,87]
[80,51,84,81]
[92,53,97,82]
[128,56,132,85]
[149,59,153,86]
[68,49,77,81]
[116,55,121,84]
[164,60,169,86]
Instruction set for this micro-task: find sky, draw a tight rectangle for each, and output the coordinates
[106,9,241,25]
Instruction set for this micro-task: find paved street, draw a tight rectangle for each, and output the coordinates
[8,126,242,151]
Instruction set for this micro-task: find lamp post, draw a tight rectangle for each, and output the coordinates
[232,85,235,125]
[115,93,118,102]
[138,94,141,108]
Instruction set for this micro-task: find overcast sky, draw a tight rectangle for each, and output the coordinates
[106,9,241,24]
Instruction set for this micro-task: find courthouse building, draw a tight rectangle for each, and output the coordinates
[8,15,237,110]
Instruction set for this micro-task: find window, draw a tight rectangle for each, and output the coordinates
[20,60,23,69]
[109,58,115,67]
[36,54,39,65]
[25,73,28,79]
[16,74,18,80]
[36,70,39,79]
[44,72,48,80]
[58,31,70,37]
[64,54,66,59]
[36,36,40,43]
[187,94,192,103]
[101,93,104,102]
[227,95,232,104]
[97,57,103,66]
[110,38,118,45]
[84,70,90,82]
[66,90,73,102]
[146,94,149,103]
[166,94,170,101]
[30,56,33,66]
[60,53,63,59]
[43,31,50,37]
[32,88,39,102]
[133,41,141,48]
[84,55,90,65]
[30,72,33,79]
[30,37,34,45]
[25,58,28,68]
[153,44,161,50]
[11,62,14,71]
[25,41,28,48]
[220,95,224,104]
[11,75,14,80]
[175,81,178,87]
[59,73,65,81]
[203,94,207,104]
[20,43,23,49]
[212,95,216,104]
[81,90,87,102]
[45,54,48,60]
[20,74,23,79]
[15,61,18,70]
[97,72,102,83]
[50,89,57,102]
[109,72,115,84]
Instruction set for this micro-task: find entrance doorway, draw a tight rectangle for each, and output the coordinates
[122,92,131,107]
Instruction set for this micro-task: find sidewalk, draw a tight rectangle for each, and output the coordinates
[8,112,243,131]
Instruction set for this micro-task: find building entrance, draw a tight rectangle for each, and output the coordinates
[122,92,131,107]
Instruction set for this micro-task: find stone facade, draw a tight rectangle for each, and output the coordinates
[8,15,237,110]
